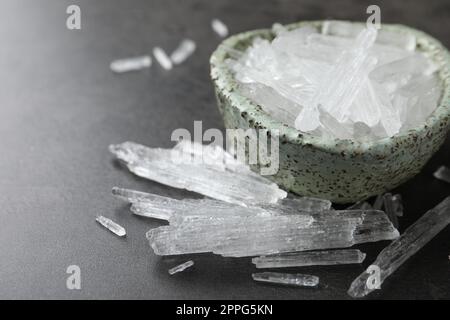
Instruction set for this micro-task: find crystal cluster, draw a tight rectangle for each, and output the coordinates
[434,165,450,183]
[252,249,366,268]
[348,196,450,298]
[147,208,398,257]
[109,141,287,206]
[229,21,442,140]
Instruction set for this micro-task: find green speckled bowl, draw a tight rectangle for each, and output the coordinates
[210,21,450,203]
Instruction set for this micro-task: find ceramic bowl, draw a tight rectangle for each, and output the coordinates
[210,21,450,203]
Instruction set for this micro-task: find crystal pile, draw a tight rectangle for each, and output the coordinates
[147,208,399,257]
[96,216,126,237]
[168,260,194,275]
[252,249,366,268]
[434,165,450,183]
[348,196,450,298]
[252,272,319,287]
[229,21,442,140]
[109,141,287,206]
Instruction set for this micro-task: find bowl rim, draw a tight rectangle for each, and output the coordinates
[210,20,450,157]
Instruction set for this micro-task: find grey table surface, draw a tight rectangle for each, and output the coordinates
[0,0,449,300]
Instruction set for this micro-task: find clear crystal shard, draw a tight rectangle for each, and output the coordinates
[170,39,196,65]
[168,260,194,275]
[252,249,366,268]
[96,216,126,237]
[392,194,404,217]
[231,21,441,141]
[434,166,450,183]
[322,20,416,50]
[348,196,450,298]
[252,272,319,287]
[211,18,229,37]
[147,209,399,257]
[110,55,152,73]
[109,141,287,206]
[383,193,399,228]
[153,47,173,70]
[112,187,331,221]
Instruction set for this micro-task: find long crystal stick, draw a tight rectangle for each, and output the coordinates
[252,249,366,268]
[348,196,450,298]
[252,272,319,287]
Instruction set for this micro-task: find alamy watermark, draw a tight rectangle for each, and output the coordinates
[171,121,280,175]
[66,265,81,290]
[66,5,81,30]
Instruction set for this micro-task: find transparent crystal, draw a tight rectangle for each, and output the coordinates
[211,19,228,37]
[433,166,450,183]
[96,216,126,237]
[348,196,450,298]
[170,39,196,65]
[252,249,366,268]
[110,55,152,73]
[112,187,331,221]
[232,21,441,141]
[383,193,399,228]
[168,260,194,275]
[109,141,287,206]
[153,47,173,70]
[252,272,319,287]
[147,209,399,257]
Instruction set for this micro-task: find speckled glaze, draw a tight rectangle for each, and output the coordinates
[210,21,450,203]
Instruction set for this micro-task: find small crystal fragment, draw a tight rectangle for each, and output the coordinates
[252,272,319,287]
[373,194,384,210]
[383,193,399,228]
[168,260,194,275]
[110,55,152,73]
[96,216,126,237]
[112,187,331,221]
[252,249,366,268]
[211,18,228,37]
[170,39,196,65]
[347,200,372,210]
[391,194,404,217]
[433,166,450,183]
[348,196,450,298]
[153,47,173,70]
[109,141,287,206]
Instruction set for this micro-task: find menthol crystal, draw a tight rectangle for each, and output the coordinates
[348,196,450,298]
[96,216,126,237]
[252,249,366,268]
[252,272,319,287]
[112,187,331,221]
[170,39,196,65]
[147,209,399,257]
[168,260,194,275]
[230,21,442,141]
[110,55,152,73]
[109,141,287,206]
[433,166,450,183]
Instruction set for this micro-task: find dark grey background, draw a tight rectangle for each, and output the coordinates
[0,0,449,299]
